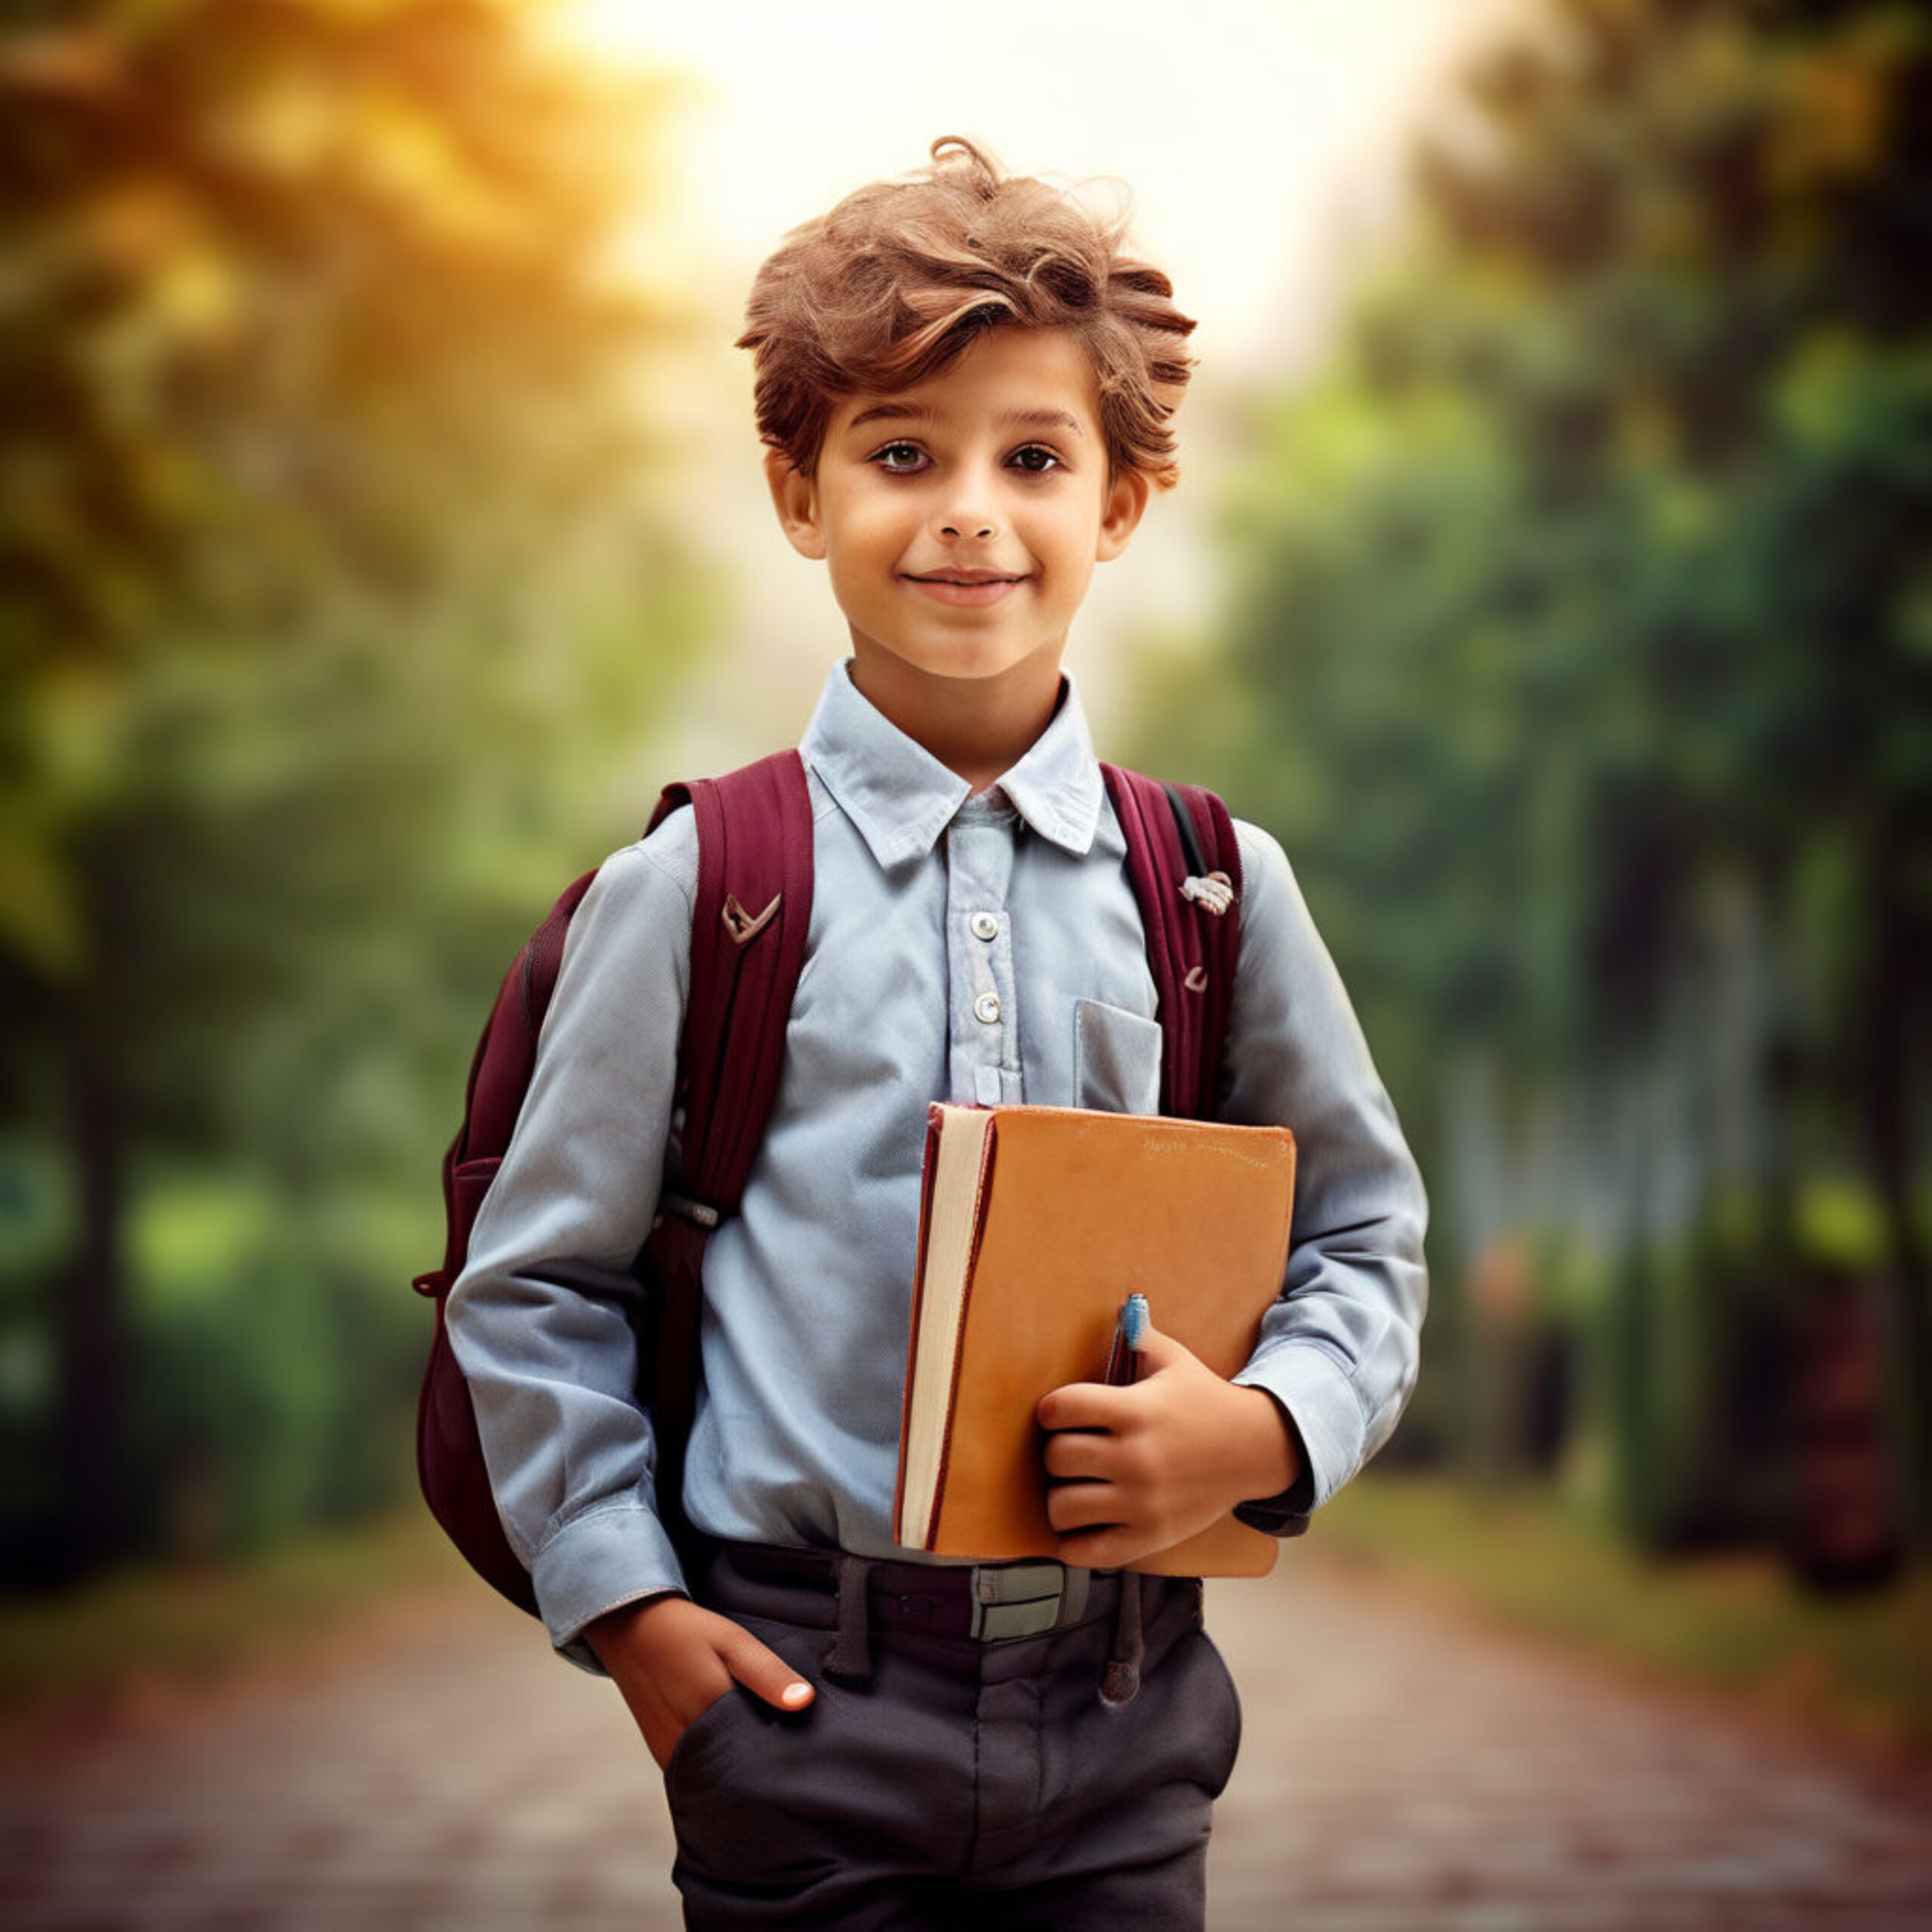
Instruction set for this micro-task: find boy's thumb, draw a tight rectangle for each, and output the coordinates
[724,1628,815,1713]
[1134,1319,1187,1373]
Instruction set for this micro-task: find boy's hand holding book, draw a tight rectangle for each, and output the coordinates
[1036,1318,1300,1572]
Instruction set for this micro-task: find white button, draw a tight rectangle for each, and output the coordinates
[974,992,1001,1025]
[971,912,999,941]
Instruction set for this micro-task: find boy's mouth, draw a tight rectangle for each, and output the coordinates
[902,569,1027,607]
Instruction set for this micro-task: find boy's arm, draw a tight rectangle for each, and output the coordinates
[445,822,816,1752]
[1041,818,1426,1564]
[1213,818,1428,1523]
[443,825,697,1666]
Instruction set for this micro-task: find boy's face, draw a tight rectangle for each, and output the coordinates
[767,327,1149,705]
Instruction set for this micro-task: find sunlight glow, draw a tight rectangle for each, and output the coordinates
[552,0,1519,373]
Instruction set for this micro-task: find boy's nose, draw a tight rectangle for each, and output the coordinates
[933,472,998,541]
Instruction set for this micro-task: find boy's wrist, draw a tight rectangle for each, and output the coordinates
[583,1589,685,1667]
[1224,1382,1302,1509]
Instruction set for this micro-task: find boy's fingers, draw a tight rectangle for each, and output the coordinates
[1041,1429,1116,1480]
[1036,1380,1127,1432]
[720,1626,816,1714]
[1036,1324,1198,1432]
[1044,1479,1124,1534]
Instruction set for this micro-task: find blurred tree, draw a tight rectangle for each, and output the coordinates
[1132,0,1930,1541]
[0,0,700,1578]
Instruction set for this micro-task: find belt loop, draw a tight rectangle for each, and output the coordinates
[1100,1571,1145,1706]
[823,1553,874,1683]
[1060,1564,1090,1626]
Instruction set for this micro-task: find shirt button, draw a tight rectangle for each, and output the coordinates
[974,992,1001,1025]
[971,912,1000,941]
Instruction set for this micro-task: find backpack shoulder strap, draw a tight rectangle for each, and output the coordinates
[1098,764,1243,1119]
[642,748,814,1558]
[460,870,599,1171]
[649,749,815,1211]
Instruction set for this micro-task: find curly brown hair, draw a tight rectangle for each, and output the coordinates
[739,137,1196,487]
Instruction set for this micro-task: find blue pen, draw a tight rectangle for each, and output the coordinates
[1104,1293,1150,1387]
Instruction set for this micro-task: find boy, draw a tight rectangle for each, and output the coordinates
[447,137,1426,1928]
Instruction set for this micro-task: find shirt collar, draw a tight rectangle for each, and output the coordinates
[800,660,1109,869]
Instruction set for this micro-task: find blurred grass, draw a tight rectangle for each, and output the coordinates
[3,1477,1926,1760]
[1318,1474,1932,1756]
[0,1509,469,1727]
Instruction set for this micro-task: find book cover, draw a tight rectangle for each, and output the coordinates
[894,1103,1297,1578]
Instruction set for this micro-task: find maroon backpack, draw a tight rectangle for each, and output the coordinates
[413,751,1243,1614]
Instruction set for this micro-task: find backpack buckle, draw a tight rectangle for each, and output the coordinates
[721,892,781,946]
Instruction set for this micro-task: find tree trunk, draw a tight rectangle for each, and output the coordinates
[56,978,128,1580]
[1860,820,1930,1549]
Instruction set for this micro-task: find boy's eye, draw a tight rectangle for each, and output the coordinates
[1008,445,1062,475]
[871,442,928,474]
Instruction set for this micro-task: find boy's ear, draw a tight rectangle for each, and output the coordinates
[764,449,827,561]
[1095,466,1152,562]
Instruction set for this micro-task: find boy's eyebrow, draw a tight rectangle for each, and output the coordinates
[842,401,1086,438]
[1001,408,1086,438]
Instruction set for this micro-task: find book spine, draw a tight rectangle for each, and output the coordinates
[892,1107,950,1543]
[927,1113,998,1551]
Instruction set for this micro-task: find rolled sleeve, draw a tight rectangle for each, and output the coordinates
[1233,1343,1366,1523]
[445,818,699,1668]
[531,1502,688,1669]
[1220,820,1429,1530]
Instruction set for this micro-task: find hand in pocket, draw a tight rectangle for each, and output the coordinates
[585,1593,815,1770]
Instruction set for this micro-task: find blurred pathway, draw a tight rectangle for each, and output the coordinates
[1205,1555,1931,1930]
[3,1549,1928,1930]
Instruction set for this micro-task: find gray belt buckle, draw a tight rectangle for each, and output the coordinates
[968,1561,1088,1641]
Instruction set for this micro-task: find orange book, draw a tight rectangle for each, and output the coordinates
[894,1103,1297,1578]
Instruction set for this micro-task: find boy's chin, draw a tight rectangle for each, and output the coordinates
[850,638,1066,688]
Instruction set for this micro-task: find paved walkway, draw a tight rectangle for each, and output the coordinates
[2,1550,1927,1929]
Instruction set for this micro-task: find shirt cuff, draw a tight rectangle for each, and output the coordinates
[531,1500,689,1672]
[1232,1343,1367,1530]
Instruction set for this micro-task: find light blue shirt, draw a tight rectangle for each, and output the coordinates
[448,663,1427,1666]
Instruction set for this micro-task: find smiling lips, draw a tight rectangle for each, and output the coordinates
[902,568,1028,607]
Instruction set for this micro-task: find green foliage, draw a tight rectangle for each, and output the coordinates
[1796,1175,1888,1272]
[1129,0,1932,1539]
[1152,0,1930,1063]
[1598,1206,1784,1551]
[118,1167,426,1555]
[2,0,694,1057]
[1,0,705,1577]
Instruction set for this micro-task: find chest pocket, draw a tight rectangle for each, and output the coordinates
[1074,998,1162,1115]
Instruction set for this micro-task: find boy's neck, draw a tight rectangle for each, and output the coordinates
[848,650,1067,795]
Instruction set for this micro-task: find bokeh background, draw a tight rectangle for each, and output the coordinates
[3,0,1927,1850]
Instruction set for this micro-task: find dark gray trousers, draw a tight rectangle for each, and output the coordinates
[663,1547,1241,1930]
